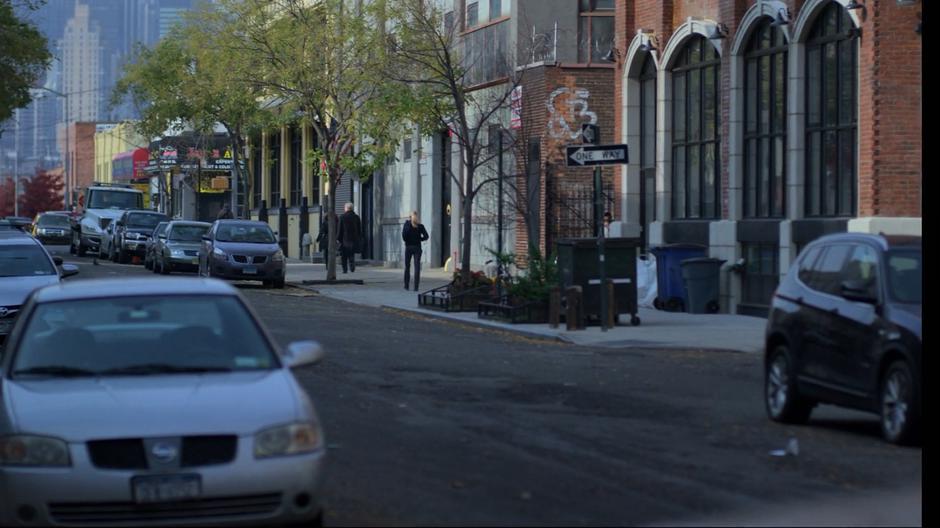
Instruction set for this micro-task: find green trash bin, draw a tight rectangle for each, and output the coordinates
[556,238,641,326]
[680,257,726,314]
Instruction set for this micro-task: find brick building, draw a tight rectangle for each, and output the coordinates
[608,0,922,314]
[58,122,105,208]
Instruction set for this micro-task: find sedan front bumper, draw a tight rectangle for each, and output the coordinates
[0,441,325,527]
[210,256,285,281]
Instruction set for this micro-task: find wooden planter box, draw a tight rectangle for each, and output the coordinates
[418,283,493,312]
[477,299,550,324]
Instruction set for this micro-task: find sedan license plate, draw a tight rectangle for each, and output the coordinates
[191,258,199,265]
[132,474,201,503]
[243,266,258,275]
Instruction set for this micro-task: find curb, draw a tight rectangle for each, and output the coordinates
[379,304,570,344]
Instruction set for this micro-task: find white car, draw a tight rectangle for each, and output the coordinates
[0,278,326,526]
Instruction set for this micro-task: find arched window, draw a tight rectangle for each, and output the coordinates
[638,53,657,242]
[672,36,720,219]
[744,19,787,218]
[805,2,857,217]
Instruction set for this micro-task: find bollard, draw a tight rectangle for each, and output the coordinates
[565,286,584,331]
[604,279,617,328]
[549,287,561,328]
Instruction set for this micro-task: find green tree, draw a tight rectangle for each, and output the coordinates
[112,9,273,218]
[0,0,51,137]
[206,0,413,280]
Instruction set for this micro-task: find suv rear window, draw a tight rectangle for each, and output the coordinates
[807,245,852,296]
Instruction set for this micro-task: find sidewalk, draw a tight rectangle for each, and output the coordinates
[285,261,767,354]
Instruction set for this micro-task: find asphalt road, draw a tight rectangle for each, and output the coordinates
[51,246,923,526]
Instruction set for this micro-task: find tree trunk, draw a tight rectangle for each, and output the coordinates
[326,181,337,281]
[230,128,241,218]
[460,167,473,282]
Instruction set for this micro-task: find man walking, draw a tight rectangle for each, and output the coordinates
[337,202,362,273]
[402,211,429,291]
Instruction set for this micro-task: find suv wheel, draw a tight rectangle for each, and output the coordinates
[765,345,813,424]
[881,360,919,445]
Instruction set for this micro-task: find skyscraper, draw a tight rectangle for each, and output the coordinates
[60,2,101,123]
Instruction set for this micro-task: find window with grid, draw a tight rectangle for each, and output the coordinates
[289,126,302,207]
[251,136,261,208]
[466,2,478,28]
[741,243,779,306]
[578,0,614,64]
[805,2,857,217]
[671,36,721,219]
[744,19,787,218]
[268,131,281,208]
[639,53,657,234]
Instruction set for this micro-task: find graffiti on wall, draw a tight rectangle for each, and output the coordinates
[546,87,598,140]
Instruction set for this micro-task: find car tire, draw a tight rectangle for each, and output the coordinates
[110,245,118,262]
[880,360,920,445]
[765,345,814,424]
[274,278,286,289]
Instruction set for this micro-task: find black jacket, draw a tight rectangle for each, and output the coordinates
[402,221,429,247]
[337,211,362,250]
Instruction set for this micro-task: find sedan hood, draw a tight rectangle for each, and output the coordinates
[3,370,301,441]
[0,275,60,307]
[216,241,280,256]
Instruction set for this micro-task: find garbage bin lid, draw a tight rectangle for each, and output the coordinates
[680,257,727,265]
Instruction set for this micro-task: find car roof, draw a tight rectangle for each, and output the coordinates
[0,232,41,244]
[811,232,922,252]
[31,277,239,304]
[167,220,212,227]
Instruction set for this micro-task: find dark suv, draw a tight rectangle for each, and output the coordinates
[764,233,921,444]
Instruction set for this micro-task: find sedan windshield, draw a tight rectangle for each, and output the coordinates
[216,224,276,243]
[11,295,278,377]
[127,213,167,229]
[37,215,71,228]
[0,244,56,277]
[169,225,209,241]
[886,250,921,304]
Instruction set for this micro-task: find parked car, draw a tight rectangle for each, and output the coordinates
[199,220,286,289]
[103,210,170,263]
[0,231,79,346]
[764,233,921,445]
[143,221,170,270]
[153,221,212,275]
[30,213,73,245]
[0,277,326,526]
[3,217,32,233]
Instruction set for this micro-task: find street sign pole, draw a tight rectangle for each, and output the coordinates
[595,165,608,331]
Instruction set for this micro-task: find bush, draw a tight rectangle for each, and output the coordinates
[506,247,559,305]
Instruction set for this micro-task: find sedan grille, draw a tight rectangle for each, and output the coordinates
[184,250,198,257]
[48,493,282,525]
[232,255,268,264]
[0,305,19,320]
[87,436,237,470]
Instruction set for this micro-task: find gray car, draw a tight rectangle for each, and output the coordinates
[154,221,212,275]
[199,220,286,289]
[0,277,326,526]
[0,232,78,346]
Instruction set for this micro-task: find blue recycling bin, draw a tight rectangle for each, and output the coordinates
[649,244,707,312]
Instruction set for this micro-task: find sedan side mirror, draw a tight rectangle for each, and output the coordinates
[283,340,324,368]
[52,256,63,265]
[841,280,878,305]
[60,263,79,278]
[202,235,211,241]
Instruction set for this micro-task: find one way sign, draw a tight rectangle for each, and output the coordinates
[566,144,629,167]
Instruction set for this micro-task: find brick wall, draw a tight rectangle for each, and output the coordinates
[614,0,922,221]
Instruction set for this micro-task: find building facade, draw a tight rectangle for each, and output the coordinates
[611,0,922,315]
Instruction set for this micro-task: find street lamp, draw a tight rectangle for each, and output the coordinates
[36,87,71,209]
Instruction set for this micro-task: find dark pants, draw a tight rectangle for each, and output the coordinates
[341,246,356,273]
[404,245,422,290]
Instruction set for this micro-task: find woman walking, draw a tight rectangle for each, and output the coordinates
[402,211,429,291]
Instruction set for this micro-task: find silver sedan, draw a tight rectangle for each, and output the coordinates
[0,278,326,527]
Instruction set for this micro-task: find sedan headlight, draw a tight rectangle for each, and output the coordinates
[212,247,228,259]
[254,423,321,458]
[170,249,186,257]
[37,228,48,235]
[0,435,71,467]
[272,249,285,262]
